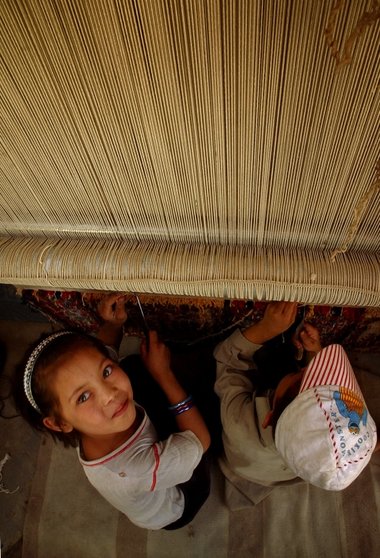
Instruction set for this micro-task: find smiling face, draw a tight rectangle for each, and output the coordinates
[42,345,137,457]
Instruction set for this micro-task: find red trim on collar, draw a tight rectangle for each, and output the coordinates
[150,443,160,491]
[81,412,147,467]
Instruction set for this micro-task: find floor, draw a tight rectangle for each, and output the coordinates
[0,292,52,557]
[1,290,380,558]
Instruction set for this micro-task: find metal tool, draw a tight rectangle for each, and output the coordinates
[134,293,150,347]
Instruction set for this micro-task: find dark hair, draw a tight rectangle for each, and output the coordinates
[13,331,110,448]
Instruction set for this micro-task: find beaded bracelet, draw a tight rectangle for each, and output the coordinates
[173,402,194,416]
[168,395,194,416]
[168,395,192,411]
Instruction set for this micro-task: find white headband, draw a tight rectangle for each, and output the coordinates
[23,331,74,413]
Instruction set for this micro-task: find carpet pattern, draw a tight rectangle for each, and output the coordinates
[21,290,380,351]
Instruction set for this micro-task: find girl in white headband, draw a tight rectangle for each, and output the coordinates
[15,294,211,530]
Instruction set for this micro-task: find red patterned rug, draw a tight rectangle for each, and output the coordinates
[21,290,380,352]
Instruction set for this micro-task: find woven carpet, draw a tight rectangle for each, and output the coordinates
[21,290,380,351]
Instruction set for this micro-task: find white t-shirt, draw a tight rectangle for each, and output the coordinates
[78,406,203,529]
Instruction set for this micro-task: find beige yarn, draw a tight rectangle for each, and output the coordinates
[0,1,379,305]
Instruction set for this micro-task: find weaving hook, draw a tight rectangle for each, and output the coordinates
[134,293,150,348]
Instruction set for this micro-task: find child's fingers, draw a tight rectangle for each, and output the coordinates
[140,337,147,358]
[140,331,159,356]
[100,293,121,308]
[114,297,128,319]
[264,301,298,334]
[97,301,113,321]
[98,293,121,313]
[300,328,321,352]
[148,330,159,345]
[280,301,298,319]
[98,293,128,322]
[140,331,172,376]
[303,322,320,339]
[299,330,314,350]
[289,302,298,322]
[293,338,303,350]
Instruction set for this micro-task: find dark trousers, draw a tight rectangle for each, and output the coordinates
[163,451,211,530]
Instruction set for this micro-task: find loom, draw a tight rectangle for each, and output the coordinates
[1,0,379,307]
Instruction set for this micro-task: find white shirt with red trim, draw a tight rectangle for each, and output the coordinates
[77,405,203,529]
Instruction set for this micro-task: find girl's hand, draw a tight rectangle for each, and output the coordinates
[97,294,128,327]
[140,331,173,385]
[243,301,298,344]
[141,331,211,451]
[96,294,128,347]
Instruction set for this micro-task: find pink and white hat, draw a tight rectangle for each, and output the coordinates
[275,344,377,491]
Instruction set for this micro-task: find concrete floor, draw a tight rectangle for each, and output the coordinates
[0,286,50,556]
[0,319,53,557]
[1,290,379,558]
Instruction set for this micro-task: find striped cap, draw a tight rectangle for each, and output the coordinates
[299,344,362,395]
[275,344,377,491]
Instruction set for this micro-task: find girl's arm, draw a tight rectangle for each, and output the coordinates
[140,331,211,452]
[96,294,128,349]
